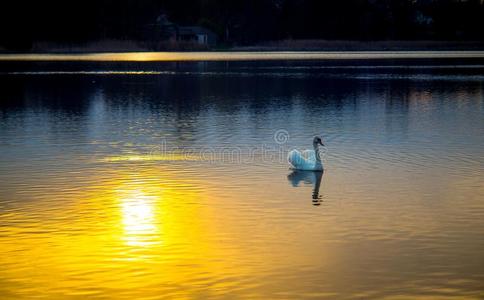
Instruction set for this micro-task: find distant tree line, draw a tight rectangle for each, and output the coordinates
[1,0,483,50]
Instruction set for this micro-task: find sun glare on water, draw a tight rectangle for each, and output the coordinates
[119,189,159,247]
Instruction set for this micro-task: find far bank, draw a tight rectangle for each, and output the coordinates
[2,40,484,54]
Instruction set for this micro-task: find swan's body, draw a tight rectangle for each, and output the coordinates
[288,149,323,171]
[287,136,324,171]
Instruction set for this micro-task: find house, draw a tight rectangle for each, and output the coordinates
[153,14,217,47]
[177,26,217,46]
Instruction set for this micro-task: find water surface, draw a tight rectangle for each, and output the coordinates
[0,59,483,299]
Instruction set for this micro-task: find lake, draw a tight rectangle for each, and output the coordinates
[0,54,483,299]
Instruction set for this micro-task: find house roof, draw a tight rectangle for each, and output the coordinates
[156,14,174,26]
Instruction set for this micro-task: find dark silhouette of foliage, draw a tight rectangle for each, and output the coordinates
[1,0,483,50]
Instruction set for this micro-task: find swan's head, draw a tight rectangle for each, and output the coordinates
[313,136,324,146]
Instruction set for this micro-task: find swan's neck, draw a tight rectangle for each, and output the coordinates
[313,144,322,164]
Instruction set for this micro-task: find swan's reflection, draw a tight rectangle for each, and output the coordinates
[287,170,324,206]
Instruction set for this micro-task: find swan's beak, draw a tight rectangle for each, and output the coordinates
[320,141,325,146]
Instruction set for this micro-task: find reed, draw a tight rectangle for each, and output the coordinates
[233,39,484,51]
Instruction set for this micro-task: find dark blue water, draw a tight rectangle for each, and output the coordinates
[0,59,483,299]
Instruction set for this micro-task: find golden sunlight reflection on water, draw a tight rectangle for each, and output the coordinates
[1,156,482,299]
[0,165,252,298]
[119,189,158,247]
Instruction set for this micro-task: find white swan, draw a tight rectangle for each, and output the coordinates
[287,136,325,171]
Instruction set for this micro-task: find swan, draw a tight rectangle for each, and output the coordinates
[287,136,325,171]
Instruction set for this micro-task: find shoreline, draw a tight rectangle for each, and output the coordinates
[2,40,484,55]
[232,40,484,52]
[2,51,484,62]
